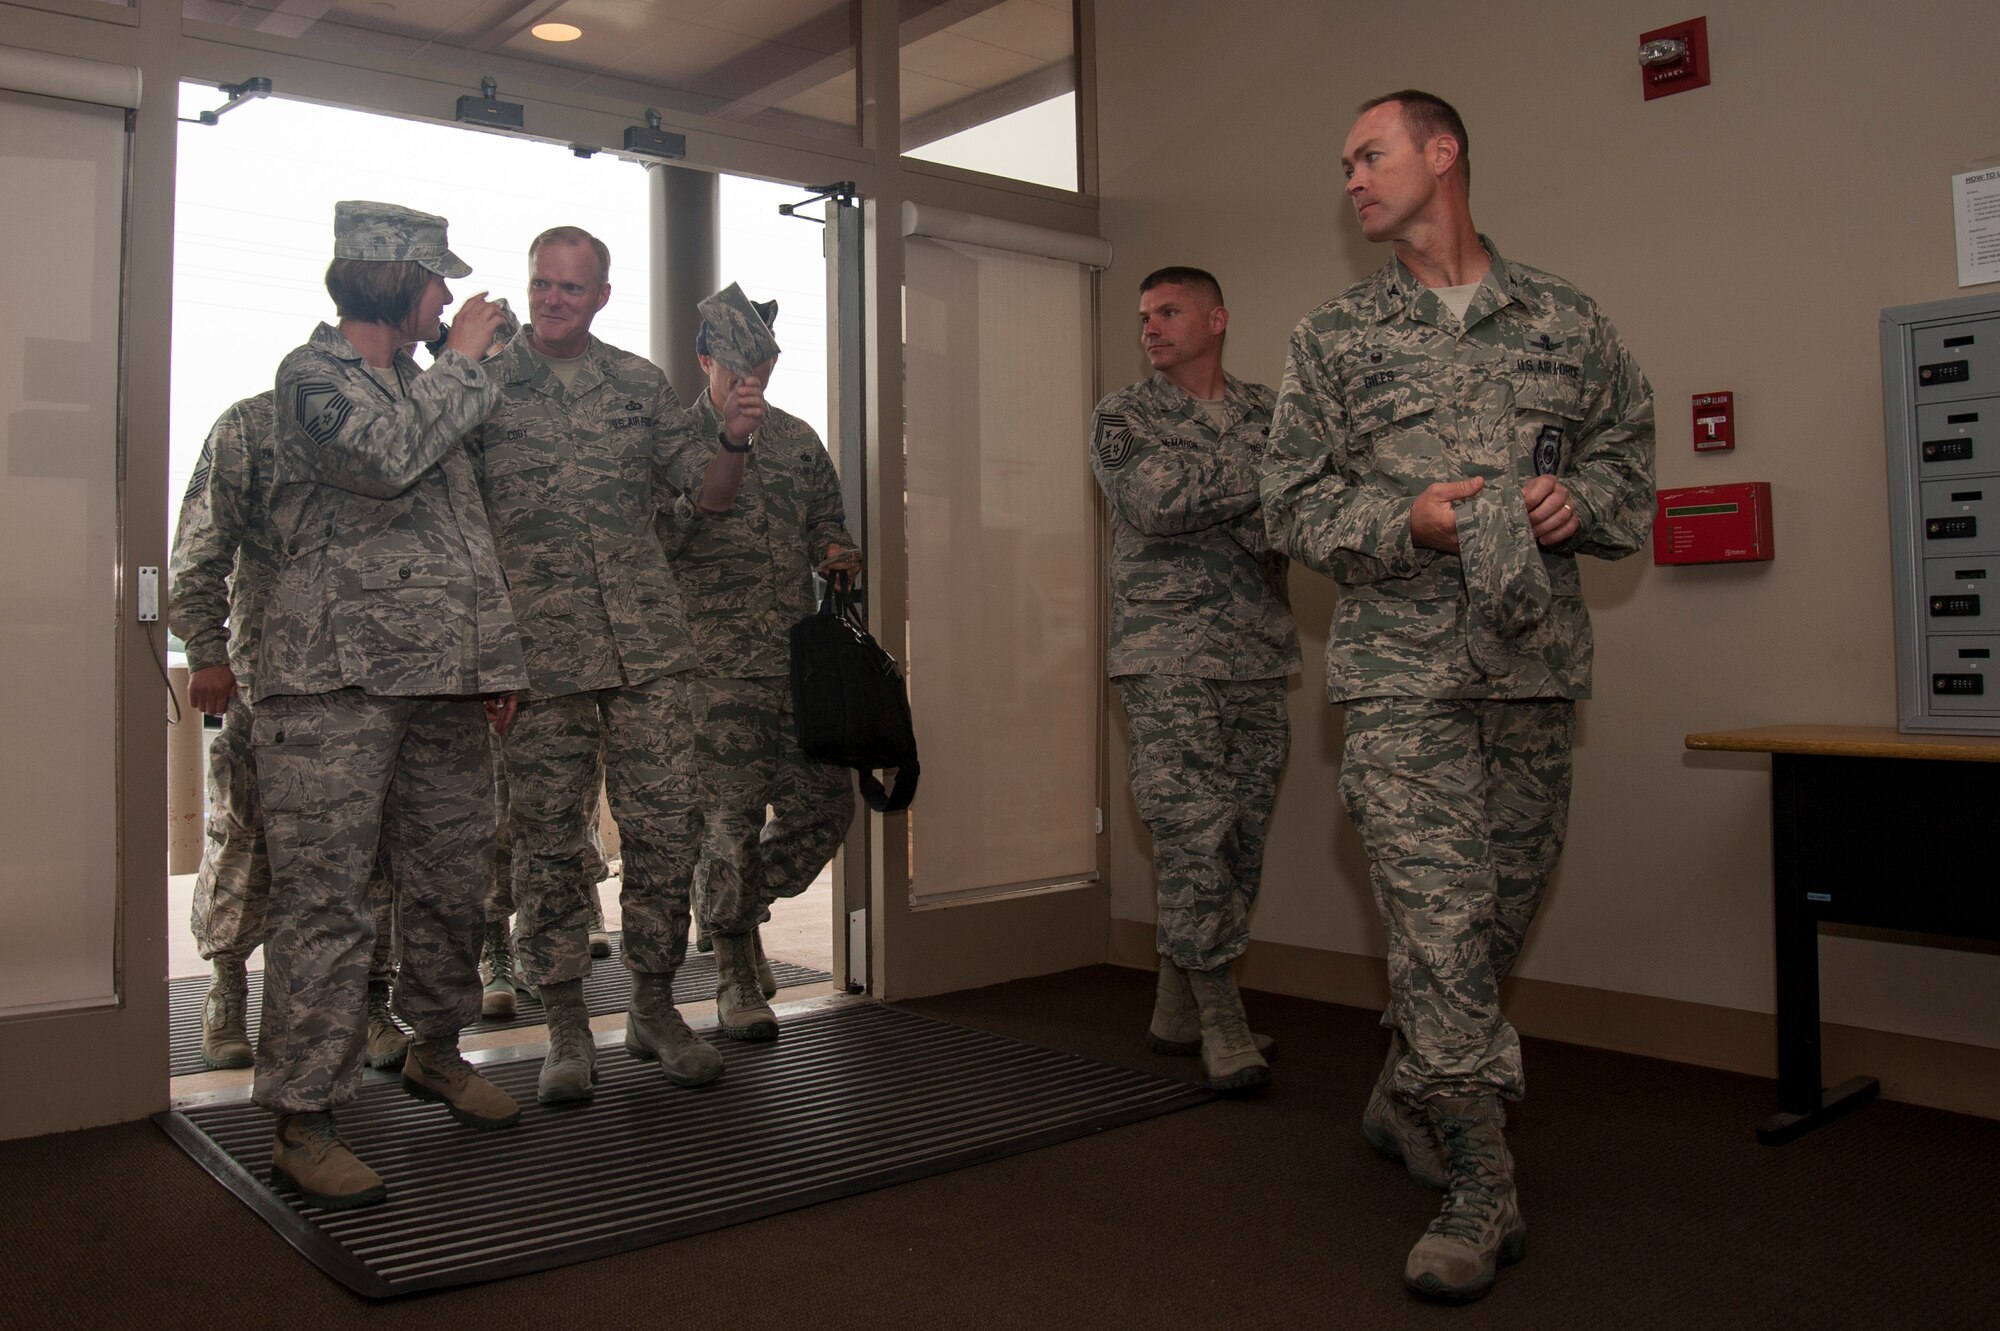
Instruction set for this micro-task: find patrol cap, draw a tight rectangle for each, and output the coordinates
[695,298,778,359]
[333,200,472,278]
[695,283,781,375]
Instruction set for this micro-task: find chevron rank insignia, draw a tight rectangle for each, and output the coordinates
[185,441,213,500]
[292,380,352,448]
[1094,410,1136,470]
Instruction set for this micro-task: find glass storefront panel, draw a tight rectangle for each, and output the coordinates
[899,0,1075,191]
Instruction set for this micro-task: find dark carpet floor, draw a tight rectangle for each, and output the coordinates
[6,964,1999,1329]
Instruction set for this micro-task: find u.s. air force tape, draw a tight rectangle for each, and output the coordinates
[292,381,353,448]
[1095,410,1135,470]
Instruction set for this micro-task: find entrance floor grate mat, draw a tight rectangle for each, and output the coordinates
[157,1001,1213,1298]
[168,934,833,1076]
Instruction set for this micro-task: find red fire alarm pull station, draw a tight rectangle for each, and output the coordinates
[1654,482,1774,565]
[1693,390,1734,451]
[1639,16,1710,100]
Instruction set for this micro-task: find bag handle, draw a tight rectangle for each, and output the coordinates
[858,760,919,814]
[818,575,866,632]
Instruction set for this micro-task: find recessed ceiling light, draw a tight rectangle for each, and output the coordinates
[531,21,582,41]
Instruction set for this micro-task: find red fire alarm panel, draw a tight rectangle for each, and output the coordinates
[1640,16,1710,100]
[1692,391,1734,451]
[1654,482,1773,565]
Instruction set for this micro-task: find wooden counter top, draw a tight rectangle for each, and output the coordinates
[1684,724,2000,762]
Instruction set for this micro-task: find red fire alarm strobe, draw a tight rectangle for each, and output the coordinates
[1640,16,1710,100]
[1654,482,1773,565]
[1692,390,1734,451]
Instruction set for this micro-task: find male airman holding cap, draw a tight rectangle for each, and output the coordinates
[1262,93,1655,1299]
[659,285,859,1044]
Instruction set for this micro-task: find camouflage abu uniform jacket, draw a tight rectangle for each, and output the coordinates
[1262,237,1654,701]
[258,323,527,700]
[468,331,716,699]
[1091,371,1300,681]
[169,392,280,696]
[659,390,855,679]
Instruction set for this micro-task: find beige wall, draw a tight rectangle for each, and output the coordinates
[1096,0,2000,1081]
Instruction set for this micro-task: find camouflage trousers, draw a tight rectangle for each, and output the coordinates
[1115,674,1290,973]
[251,690,494,1114]
[485,738,611,921]
[688,675,854,938]
[487,738,511,918]
[505,677,695,986]
[1338,696,1574,1104]
[192,695,395,978]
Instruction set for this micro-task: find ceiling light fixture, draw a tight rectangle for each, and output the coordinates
[531,22,582,41]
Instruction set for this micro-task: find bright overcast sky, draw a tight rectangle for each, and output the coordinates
[169,84,831,539]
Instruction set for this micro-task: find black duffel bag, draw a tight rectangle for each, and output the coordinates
[789,583,919,813]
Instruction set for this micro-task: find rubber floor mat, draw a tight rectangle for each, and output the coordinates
[167,935,831,1077]
[157,1001,1213,1298]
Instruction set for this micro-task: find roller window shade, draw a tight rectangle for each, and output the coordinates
[0,86,129,1014]
[902,234,1099,902]
[0,45,140,108]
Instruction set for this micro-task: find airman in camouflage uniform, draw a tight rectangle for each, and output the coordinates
[1092,267,1299,1094]
[479,744,613,1018]
[1261,94,1654,1300]
[658,287,858,1043]
[255,201,529,1210]
[471,229,756,1101]
[169,392,407,1073]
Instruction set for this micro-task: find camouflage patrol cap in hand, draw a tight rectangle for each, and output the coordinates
[696,282,781,375]
[333,200,472,278]
[1454,481,1551,640]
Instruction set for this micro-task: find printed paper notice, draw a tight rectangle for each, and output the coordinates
[1955,165,2000,287]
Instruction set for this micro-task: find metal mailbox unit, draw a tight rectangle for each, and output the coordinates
[1883,292,2000,733]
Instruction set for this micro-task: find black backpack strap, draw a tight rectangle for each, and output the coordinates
[858,760,919,814]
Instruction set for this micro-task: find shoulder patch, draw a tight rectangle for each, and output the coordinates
[184,441,213,501]
[1094,410,1136,471]
[292,380,353,448]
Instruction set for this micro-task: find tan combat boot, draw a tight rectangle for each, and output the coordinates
[625,970,725,1087]
[536,979,598,1105]
[363,980,410,1070]
[587,883,611,959]
[271,1111,386,1210]
[402,1036,522,1129]
[713,933,779,1041]
[201,955,254,1070]
[1146,960,1277,1061]
[1184,965,1270,1092]
[1363,1037,1448,1189]
[479,918,517,1019]
[1403,1095,1527,1301]
[749,926,778,999]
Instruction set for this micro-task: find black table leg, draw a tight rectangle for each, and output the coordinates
[1760,755,1880,1145]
